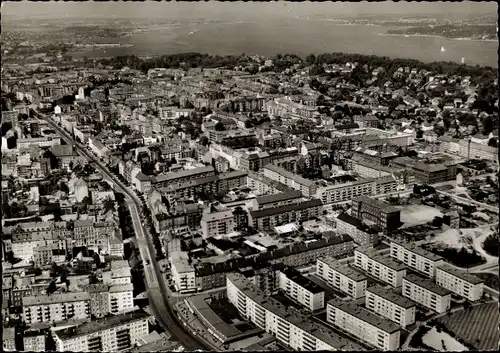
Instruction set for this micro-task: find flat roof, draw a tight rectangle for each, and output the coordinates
[201,209,234,223]
[280,267,324,294]
[327,298,401,334]
[250,199,322,219]
[263,164,315,187]
[391,240,444,262]
[109,283,134,293]
[226,273,363,351]
[318,257,367,282]
[55,309,148,341]
[353,195,400,214]
[355,246,407,271]
[403,274,452,296]
[256,190,302,206]
[366,285,416,309]
[23,292,90,306]
[436,263,484,285]
[154,165,214,183]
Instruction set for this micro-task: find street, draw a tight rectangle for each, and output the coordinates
[38,112,209,350]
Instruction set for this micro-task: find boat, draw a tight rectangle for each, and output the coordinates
[440,46,446,53]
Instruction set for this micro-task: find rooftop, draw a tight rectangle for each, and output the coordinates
[280,267,324,294]
[391,240,444,262]
[318,257,367,282]
[403,274,452,296]
[250,198,322,219]
[366,285,416,309]
[255,190,302,206]
[327,298,401,334]
[264,164,315,187]
[355,246,407,271]
[55,309,148,341]
[436,263,484,285]
[23,292,90,306]
[201,210,234,223]
[353,195,400,214]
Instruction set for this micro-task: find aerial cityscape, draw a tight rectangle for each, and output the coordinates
[1,1,498,352]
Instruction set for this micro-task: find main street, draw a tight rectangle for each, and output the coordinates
[37,112,209,350]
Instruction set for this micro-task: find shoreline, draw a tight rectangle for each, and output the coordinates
[379,32,497,42]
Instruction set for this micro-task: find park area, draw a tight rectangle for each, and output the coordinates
[437,303,499,351]
[397,204,443,228]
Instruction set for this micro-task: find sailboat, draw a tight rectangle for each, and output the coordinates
[440,46,446,53]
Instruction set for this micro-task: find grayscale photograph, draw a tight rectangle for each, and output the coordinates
[1,0,498,352]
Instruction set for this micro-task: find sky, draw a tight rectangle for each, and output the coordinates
[3,1,497,20]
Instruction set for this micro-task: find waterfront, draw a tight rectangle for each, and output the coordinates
[67,20,498,67]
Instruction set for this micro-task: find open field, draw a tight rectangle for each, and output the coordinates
[438,303,499,351]
[398,204,443,228]
[422,326,468,351]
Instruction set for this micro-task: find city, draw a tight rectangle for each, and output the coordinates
[1,1,499,352]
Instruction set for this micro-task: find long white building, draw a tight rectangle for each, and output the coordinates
[390,240,444,278]
[436,263,484,302]
[227,273,363,351]
[278,267,325,311]
[109,283,135,314]
[366,285,416,328]
[316,257,367,299]
[53,309,149,352]
[23,292,90,324]
[327,298,401,351]
[354,246,407,287]
[402,274,451,314]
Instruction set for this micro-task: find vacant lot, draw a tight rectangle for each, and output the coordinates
[422,326,468,351]
[398,204,443,228]
[438,303,499,351]
[474,272,499,290]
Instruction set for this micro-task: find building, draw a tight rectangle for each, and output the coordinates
[3,327,16,351]
[152,166,215,188]
[278,267,325,311]
[390,240,444,278]
[53,309,149,352]
[249,199,322,230]
[226,273,363,351]
[263,164,316,197]
[238,262,285,295]
[354,246,407,287]
[171,256,196,293]
[23,330,46,352]
[23,292,91,324]
[402,274,451,314]
[201,210,236,238]
[351,196,401,232]
[315,178,376,209]
[365,285,416,328]
[327,298,401,350]
[335,212,380,246]
[109,283,135,314]
[250,190,303,210]
[435,263,484,302]
[316,257,367,299]
[17,136,61,149]
[87,284,110,319]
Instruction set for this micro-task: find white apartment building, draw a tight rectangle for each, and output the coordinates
[263,164,316,197]
[23,333,46,352]
[390,240,444,278]
[316,257,367,299]
[171,256,197,293]
[315,179,375,209]
[436,263,484,302]
[200,210,235,238]
[327,298,401,351]
[402,274,451,314]
[88,137,110,159]
[278,268,325,311]
[53,309,149,352]
[18,136,61,149]
[227,273,363,351]
[109,283,135,314]
[23,292,91,324]
[354,246,407,287]
[366,285,416,328]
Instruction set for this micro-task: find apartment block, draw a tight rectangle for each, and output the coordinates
[23,329,46,352]
[327,298,401,350]
[335,212,380,246]
[171,256,196,293]
[249,199,322,230]
[390,240,444,278]
[402,274,451,314]
[263,164,316,197]
[53,309,149,352]
[23,292,91,324]
[315,178,375,208]
[109,283,135,314]
[201,210,236,238]
[278,267,325,311]
[366,285,416,328]
[316,257,367,299]
[436,263,484,302]
[226,273,363,351]
[250,190,303,210]
[351,196,401,232]
[354,246,407,287]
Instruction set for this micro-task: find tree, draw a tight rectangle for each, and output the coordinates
[214,122,226,131]
[59,182,69,194]
[416,129,424,139]
[47,280,57,294]
[488,137,497,148]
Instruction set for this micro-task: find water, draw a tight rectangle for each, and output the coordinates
[67,20,498,67]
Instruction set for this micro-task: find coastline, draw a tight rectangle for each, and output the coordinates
[379,32,497,42]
